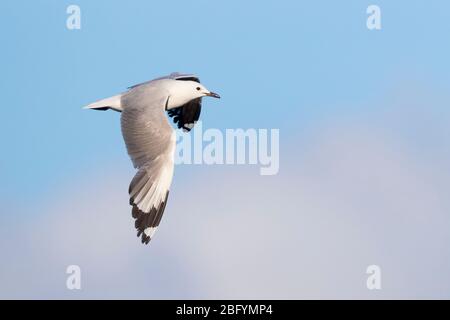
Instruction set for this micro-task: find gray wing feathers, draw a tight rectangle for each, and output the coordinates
[121,86,174,168]
[120,85,176,244]
[128,156,173,213]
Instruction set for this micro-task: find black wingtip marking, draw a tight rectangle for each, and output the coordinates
[167,98,202,132]
[92,107,110,111]
[130,192,170,245]
[175,76,200,83]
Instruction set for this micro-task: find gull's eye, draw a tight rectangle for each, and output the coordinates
[196,87,201,91]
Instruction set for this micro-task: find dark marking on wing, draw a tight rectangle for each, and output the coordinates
[167,98,202,132]
[175,76,200,83]
[130,192,170,245]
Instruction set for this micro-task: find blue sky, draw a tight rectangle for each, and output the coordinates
[1,1,450,298]
[1,1,450,198]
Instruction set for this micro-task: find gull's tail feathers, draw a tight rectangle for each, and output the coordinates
[83,94,123,112]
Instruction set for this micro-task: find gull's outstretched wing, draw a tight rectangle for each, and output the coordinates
[121,85,176,244]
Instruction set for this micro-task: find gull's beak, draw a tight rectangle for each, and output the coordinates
[206,91,221,99]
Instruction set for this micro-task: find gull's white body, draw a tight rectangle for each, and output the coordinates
[85,78,211,112]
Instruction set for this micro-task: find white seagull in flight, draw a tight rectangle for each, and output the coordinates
[85,73,220,244]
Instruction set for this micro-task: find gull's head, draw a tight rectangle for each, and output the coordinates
[191,82,221,99]
[163,80,220,109]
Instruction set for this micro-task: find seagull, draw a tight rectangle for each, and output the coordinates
[84,73,220,244]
